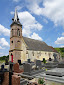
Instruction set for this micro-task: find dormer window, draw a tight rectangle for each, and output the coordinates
[17,29,20,36]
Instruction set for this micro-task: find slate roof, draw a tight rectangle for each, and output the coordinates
[23,36,54,52]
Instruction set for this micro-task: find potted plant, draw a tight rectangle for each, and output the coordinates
[38,78,45,85]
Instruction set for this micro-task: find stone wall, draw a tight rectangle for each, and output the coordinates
[22,50,55,62]
[12,75,20,85]
[9,24,22,63]
[20,49,60,63]
[2,72,9,85]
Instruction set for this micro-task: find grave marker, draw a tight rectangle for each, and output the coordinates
[53,53,58,62]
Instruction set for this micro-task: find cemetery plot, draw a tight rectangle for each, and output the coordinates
[43,62,58,69]
[45,68,64,77]
[57,62,64,68]
[23,60,45,76]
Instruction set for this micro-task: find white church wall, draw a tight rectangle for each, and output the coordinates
[21,39,27,62]
[24,50,55,62]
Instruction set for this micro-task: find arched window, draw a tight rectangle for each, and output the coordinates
[32,51,34,56]
[26,51,28,54]
[39,52,41,56]
[11,41,13,43]
[17,29,20,36]
[48,53,51,58]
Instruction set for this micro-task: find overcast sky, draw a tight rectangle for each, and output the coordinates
[0,0,64,57]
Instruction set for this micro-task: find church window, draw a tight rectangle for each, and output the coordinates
[32,51,34,56]
[48,53,51,58]
[26,51,28,54]
[39,52,41,56]
[17,40,20,42]
[17,29,20,36]
[37,52,41,56]
[11,41,13,43]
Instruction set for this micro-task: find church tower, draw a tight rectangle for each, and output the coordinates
[9,9,22,63]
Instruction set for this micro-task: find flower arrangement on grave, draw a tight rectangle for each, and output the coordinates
[38,78,45,85]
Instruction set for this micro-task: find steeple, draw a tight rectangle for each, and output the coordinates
[12,8,19,22]
[14,8,19,21]
[11,8,22,27]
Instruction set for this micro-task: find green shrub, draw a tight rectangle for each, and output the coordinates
[43,59,46,64]
[38,78,45,84]
[0,55,9,61]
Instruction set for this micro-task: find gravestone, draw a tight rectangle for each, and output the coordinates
[18,60,21,65]
[23,63,32,73]
[43,62,58,69]
[57,61,64,68]
[43,53,59,69]
[5,58,9,65]
[36,60,42,69]
[46,68,64,77]
[13,63,19,72]
[9,61,14,72]
[13,63,23,73]
[27,59,31,63]
[1,65,4,71]
[23,63,44,76]
[0,65,8,72]
[53,53,58,62]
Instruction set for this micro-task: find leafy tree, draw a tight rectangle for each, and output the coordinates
[54,48,64,57]
[0,55,9,60]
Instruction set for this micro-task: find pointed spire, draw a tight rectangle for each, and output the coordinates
[12,8,19,22]
[11,8,22,27]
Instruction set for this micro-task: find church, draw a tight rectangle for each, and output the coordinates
[9,9,59,63]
